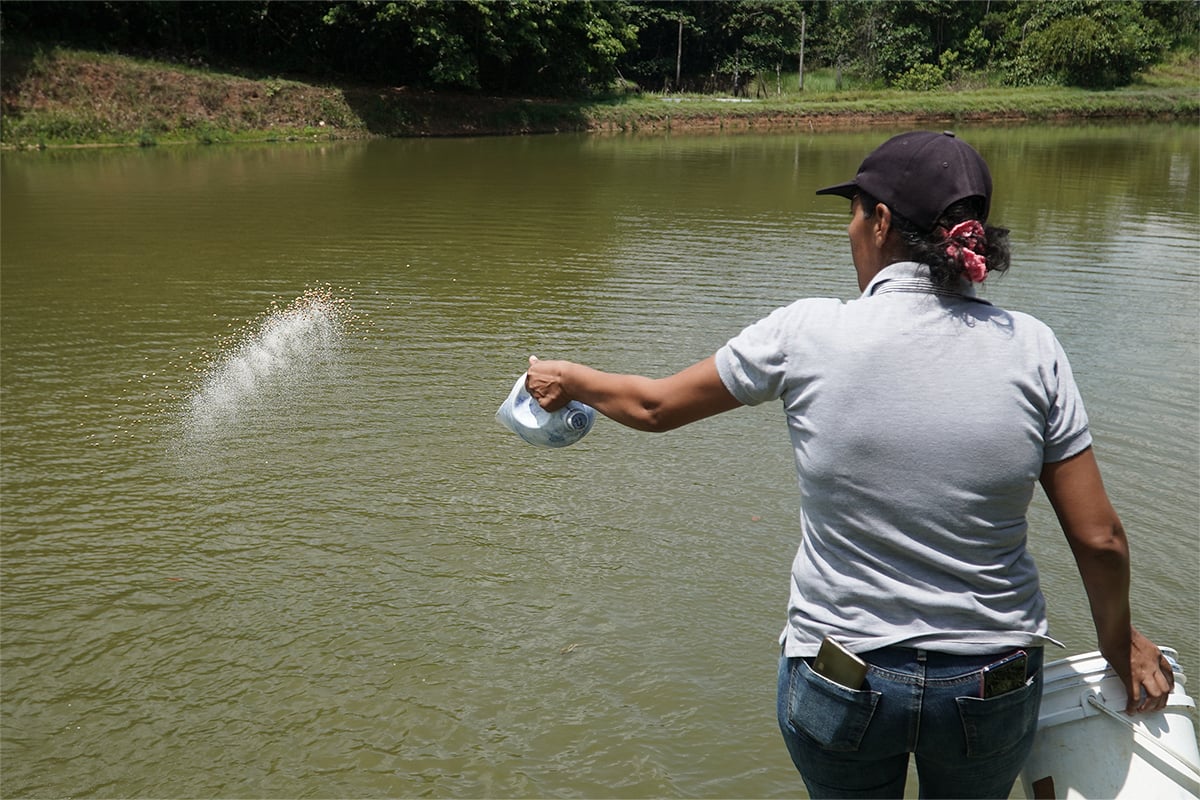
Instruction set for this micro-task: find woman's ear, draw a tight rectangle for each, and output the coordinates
[873,203,892,246]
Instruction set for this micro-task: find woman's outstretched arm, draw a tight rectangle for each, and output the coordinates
[525,354,742,433]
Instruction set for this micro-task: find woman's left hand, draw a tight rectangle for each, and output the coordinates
[1124,626,1175,714]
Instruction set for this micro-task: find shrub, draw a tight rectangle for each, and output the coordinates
[893,62,945,92]
[1022,2,1166,88]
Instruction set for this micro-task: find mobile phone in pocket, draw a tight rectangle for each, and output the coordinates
[813,636,868,690]
[981,651,1028,698]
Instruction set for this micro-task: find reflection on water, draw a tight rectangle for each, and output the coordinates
[1,123,1197,798]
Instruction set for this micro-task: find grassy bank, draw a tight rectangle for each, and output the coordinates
[2,44,1197,149]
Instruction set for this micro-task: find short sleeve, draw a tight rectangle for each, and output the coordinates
[1043,337,1092,463]
[714,306,792,407]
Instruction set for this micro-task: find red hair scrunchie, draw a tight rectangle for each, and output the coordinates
[941,220,988,283]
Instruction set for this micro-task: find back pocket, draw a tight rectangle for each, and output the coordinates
[955,672,1042,758]
[787,658,881,752]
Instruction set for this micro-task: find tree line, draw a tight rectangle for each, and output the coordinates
[2,0,1195,95]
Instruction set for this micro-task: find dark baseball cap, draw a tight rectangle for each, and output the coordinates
[816,131,992,231]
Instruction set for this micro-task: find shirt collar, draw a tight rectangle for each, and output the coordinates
[862,261,988,304]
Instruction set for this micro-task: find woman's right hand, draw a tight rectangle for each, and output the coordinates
[525,355,571,412]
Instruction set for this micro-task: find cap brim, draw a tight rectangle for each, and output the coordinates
[815,180,858,199]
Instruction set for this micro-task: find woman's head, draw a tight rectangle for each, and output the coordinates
[819,131,1010,288]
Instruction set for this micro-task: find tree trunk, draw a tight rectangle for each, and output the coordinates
[675,19,683,91]
[798,11,806,92]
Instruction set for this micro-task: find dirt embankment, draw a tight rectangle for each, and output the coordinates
[0,49,603,143]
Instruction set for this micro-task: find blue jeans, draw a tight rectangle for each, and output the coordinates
[777,646,1044,799]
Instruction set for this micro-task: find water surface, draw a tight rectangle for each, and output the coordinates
[2,123,1197,798]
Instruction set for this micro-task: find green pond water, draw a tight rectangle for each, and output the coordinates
[2,122,1197,798]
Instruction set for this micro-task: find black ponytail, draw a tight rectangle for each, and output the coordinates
[861,193,1011,290]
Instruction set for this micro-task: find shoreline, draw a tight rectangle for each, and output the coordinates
[4,106,1192,152]
[2,47,1197,150]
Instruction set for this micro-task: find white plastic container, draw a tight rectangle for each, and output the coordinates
[495,373,596,448]
[1019,648,1200,799]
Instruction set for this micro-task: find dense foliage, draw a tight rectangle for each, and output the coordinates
[2,0,1195,95]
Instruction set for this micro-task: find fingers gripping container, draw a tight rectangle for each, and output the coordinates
[1018,648,1200,799]
[496,373,596,448]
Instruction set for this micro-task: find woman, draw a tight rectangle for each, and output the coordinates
[525,131,1174,798]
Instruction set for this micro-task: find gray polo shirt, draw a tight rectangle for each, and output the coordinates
[715,261,1091,656]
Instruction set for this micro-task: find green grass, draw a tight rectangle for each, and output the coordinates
[1136,50,1200,89]
[580,82,1198,129]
